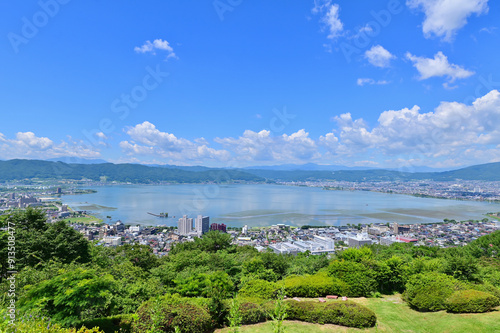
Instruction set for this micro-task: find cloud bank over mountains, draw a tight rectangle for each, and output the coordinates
[2,91,500,169]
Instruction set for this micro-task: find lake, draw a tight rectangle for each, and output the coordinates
[61,184,500,227]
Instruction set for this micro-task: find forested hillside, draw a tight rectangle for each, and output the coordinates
[1,209,499,332]
[0,160,264,183]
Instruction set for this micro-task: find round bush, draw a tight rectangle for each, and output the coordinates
[446,290,500,313]
[133,299,212,333]
[468,282,500,300]
[286,300,376,328]
[322,302,377,328]
[284,273,347,298]
[327,260,377,297]
[238,279,277,300]
[239,302,268,324]
[404,272,464,312]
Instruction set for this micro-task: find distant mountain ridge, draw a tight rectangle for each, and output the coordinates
[46,157,109,164]
[1,159,499,182]
[242,163,378,171]
[0,159,264,183]
[242,162,500,181]
[243,163,452,172]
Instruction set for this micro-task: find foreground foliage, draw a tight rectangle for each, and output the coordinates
[1,209,500,332]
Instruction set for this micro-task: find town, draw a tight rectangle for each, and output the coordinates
[284,180,500,202]
[1,182,500,258]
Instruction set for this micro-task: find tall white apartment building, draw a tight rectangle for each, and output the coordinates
[178,215,193,235]
[195,215,210,236]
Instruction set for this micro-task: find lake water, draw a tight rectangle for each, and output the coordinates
[61,184,500,227]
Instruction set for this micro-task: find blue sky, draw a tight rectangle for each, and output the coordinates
[1,0,499,169]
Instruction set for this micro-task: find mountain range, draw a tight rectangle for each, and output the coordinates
[0,159,498,182]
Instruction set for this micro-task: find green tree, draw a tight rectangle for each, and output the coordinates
[195,230,234,253]
[117,244,159,271]
[20,268,117,326]
[441,248,479,282]
[1,209,91,281]
[327,260,377,297]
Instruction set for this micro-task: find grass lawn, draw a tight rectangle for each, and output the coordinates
[487,214,500,221]
[216,294,500,333]
[62,216,103,224]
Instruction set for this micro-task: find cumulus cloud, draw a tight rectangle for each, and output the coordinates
[134,39,177,59]
[120,121,230,163]
[329,90,500,167]
[406,51,475,85]
[40,90,498,168]
[364,45,395,68]
[407,0,489,41]
[0,132,101,160]
[215,129,320,163]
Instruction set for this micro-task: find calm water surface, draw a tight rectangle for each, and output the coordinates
[61,184,500,227]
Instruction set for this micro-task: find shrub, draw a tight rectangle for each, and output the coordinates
[0,311,104,333]
[446,290,500,313]
[19,268,117,326]
[238,302,268,325]
[132,296,212,333]
[403,272,464,311]
[78,314,133,333]
[238,279,277,300]
[468,282,500,300]
[227,298,242,332]
[284,273,347,298]
[327,260,377,297]
[286,300,376,328]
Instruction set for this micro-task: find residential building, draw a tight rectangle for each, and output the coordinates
[178,215,193,235]
[347,233,372,248]
[210,223,226,232]
[195,215,210,236]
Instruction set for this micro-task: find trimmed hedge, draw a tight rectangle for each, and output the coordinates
[403,272,464,311]
[238,302,268,325]
[132,297,212,333]
[468,282,500,300]
[446,290,500,313]
[286,300,376,328]
[284,273,347,298]
[238,279,277,300]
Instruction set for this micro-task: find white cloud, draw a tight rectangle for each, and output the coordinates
[95,132,107,140]
[116,91,500,168]
[215,129,320,163]
[357,78,390,86]
[324,3,343,39]
[407,0,489,41]
[319,132,339,150]
[313,1,343,40]
[0,132,101,160]
[134,39,177,59]
[364,45,395,68]
[15,132,53,149]
[329,90,500,166]
[479,26,497,34]
[406,51,475,85]
[120,121,230,162]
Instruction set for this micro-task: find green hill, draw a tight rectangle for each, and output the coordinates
[1,159,500,183]
[0,159,264,183]
[244,162,500,182]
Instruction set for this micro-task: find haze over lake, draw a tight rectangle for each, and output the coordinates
[60,184,500,227]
